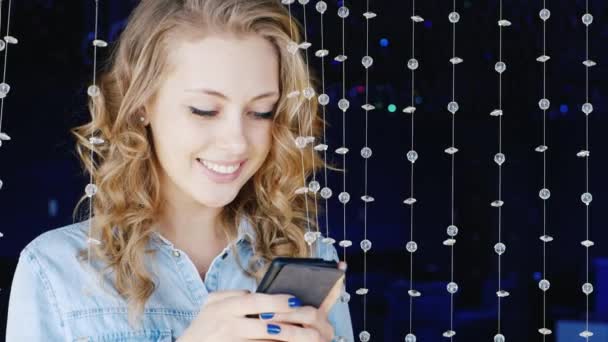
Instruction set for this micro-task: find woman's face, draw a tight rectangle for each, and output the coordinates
[147,34,279,209]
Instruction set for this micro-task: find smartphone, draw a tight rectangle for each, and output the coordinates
[245,257,345,318]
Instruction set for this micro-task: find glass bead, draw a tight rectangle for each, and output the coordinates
[494,242,506,255]
[0,40,5,51]
[334,55,348,62]
[339,239,352,248]
[404,197,417,205]
[359,331,371,342]
[447,282,459,294]
[403,106,416,114]
[362,104,375,111]
[406,241,418,253]
[539,279,550,291]
[581,240,594,248]
[498,19,511,26]
[445,147,459,154]
[539,8,551,21]
[363,12,377,19]
[581,192,592,205]
[335,147,349,155]
[535,145,548,152]
[308,180,320,193]
[495,61,506,73]
[583,59,596,67]
[287,41,300,55]
[582,13,593,26]
[443,238,456,246]
[304,231,317,245]
[314,144,328,151]
[356,288,369,295]
[305,136,315,144]
[443,330,456,338]
[315,49,329,58]
[85,183,98,197]
[411,15,424,23]
[0,179,3,190]
[297,0,309,5]
[450,57,464,64]
[538,98,550,110]
[360,239,372,252]
[4,35,18,44]
[539,188,551,200]
[281,0,295,4]
[496,290,510,297]
[536,55,550,63]
[89,136,105,145]
[334,336,347,342]
[538,328,552,335]
[0,82,10,98]
[299,42,311,50]
[490,109,503,116]
[87,85,100,97]
[407,150,418,163]
[361,195,375,203]
[361,147,372,159]
[407,58,419,70]
[582,103,593,115]
[302,87,315,99]
[494,153,506,165]
[320,187,332,199]
[92,39,108,47]
[539,235,553,243]
[295,136,307,149]
[318,93,329,105]
[315,1,327,13]
[491,200,504,207]
[579,331,593,338]
[494,334,505,342]
[447,225,458,237]
[337,6,349,18]
[405,333,417,342]
[447,101,459,114]
[322,237,336,244]
[448,11,460,23]
[361,55,374,68]
[338,192,350,204]
[338,98,350,111]
[408,290,421,297]
[582,283,593,295]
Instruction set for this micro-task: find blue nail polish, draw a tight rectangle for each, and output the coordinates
[288,296,302,307]
[259,312,275,320]
[267,323,281,335]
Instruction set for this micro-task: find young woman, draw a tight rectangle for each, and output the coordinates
[6,0,353,341]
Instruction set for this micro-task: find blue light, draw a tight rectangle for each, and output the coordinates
[560,104,569,113]
[533,272,542,281]
[380,38,389,47]
[415,96,423,105]
[424,20,433,28]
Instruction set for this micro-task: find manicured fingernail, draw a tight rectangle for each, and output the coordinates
[288,296,301,307]
[267,323,281,335]
[259,312,275,320]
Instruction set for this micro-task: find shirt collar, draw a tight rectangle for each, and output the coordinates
[150,216,255,248]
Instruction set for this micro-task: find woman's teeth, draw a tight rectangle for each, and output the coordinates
[200,159,240,174]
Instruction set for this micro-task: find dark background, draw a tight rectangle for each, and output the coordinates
[0,0,607,341]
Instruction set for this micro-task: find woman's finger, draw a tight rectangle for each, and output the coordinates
[261,306,334,341]
[232,318,323,342]
[205,289,251,306]
[220,293,301,316]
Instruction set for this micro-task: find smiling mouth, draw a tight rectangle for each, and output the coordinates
[196,158,245,175]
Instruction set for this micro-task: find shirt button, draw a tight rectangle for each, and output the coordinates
[172,250,181,257]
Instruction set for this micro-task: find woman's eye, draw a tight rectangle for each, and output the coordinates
[189,107,217,117]
[252,111,274,119]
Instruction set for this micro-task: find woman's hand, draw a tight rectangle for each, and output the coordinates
[178,290,335,342]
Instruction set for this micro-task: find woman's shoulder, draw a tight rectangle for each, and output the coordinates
[22,219,91,260]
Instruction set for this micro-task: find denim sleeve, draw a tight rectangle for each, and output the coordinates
[317,239,355,342]
[6,246,65,341]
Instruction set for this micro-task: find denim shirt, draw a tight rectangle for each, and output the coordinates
[6,219,354,341]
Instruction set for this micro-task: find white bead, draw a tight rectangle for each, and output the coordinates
[89,136,105,145]
[87,85,100,97]
[338,192,350,204]
[407,58,419,70]
[338,239,352,248]
[361,55,374,68]
[538,328,552,335]
[337,6,349,18]
[539,188,551,200]
[318,93,329,105]
[536,55,550,63]
[447,282,459,293]
[407,150,418,163]
[406,241,418,253]
[498,19,512,27]
[304,231,317,245]
[405,333,417,342]
[450,57,464,64]
[495,61,506,73]
[297,0,309,5]
[448,12,460,23]
[582,283,594,295]
[308,181,320,193]
[443,330,456,338]
[539,8,551,21]
[579,330,594,338]
[538,98,550,110]
[360,147,372,159]
[0,40,5,51]
[494,242,506,255]
[334,54,347,62]
[538,279,550,291]
[4,36,18,44]
[361,195,375,203]
[582,13,593,26]
[85,183,98,198]
[335,147,349,155]
[359,331,371,342]
[315,1,327,14]
[320,187,332,199]
[447,225,459,237]
[360,239,372,252]
[92,39,108,47]
[294,136,307,149]
[338,99,350,111]
[315,49,329,58]
[302,87,315,100]
[0,83,10,98]
[582,103,593,115]
[581,192,592,205]
[494,334,505,342]
[494,153,506,165]
[411,15,424,23]
[447,101,459,114]
[363,12,377,19]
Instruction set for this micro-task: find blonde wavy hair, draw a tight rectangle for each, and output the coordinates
[71,0,326,326]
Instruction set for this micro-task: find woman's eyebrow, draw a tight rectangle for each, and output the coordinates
[185,88,279,101]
